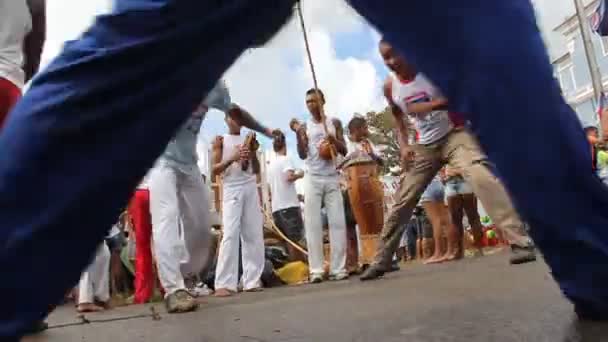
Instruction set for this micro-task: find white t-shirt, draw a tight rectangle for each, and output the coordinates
[221,133,256,188]
[0,0,32,89]
[267,155,300,213]
[346,138,379,156]
[390,73,453,145]
[305,117,339,177]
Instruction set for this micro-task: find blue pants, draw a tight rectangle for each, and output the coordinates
[1,0,606,339]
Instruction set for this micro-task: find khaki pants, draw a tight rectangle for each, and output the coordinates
[375,129,530,268]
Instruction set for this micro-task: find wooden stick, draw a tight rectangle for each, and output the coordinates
[262,208,309,256]
[296,1,336,162]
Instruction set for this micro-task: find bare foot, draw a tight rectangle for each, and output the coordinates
[95,300,111,310]
[423,254,445,265]
[471,248,484,257]
[214,288,234,298]
[77,303,104,313]
[244,287,264,293]
[443,252,464,262]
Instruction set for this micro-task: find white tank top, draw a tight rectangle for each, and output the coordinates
[390,73,453,145]
[305,117,339,177]
[0,0,32,89]
[221,133,256,187]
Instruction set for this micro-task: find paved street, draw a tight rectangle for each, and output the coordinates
[24,252,608,342]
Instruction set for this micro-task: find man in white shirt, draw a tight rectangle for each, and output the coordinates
[267,131,305,260]
[294,88,349,283]
[0,0,45,128]
[212,114,266,297]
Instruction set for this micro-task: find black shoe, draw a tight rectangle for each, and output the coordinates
[360,265,385,281]
[509,245,537,265]
[575,302,608,321]
[25,321,49,335]
[387,261,400,273]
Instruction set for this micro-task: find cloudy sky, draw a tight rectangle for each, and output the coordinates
[39,0,582,181]
[39,0,387,177]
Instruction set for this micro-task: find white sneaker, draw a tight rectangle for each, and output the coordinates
[329,273,349,281]
[188,283,212,297]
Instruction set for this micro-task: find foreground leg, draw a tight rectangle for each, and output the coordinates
[360,144,441,280]
[240,183,265,291]
[0,1,295,338]
[349,0,608,316]
[421,201,446,264]
[462,194,484,256]
[446,195,465,260]
[128,189,155,304]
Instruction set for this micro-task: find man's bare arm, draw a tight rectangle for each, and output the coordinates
[212,136,238,175]
[384,78,409,149]
[406,97,448,115]
[286,170,303,183]
[296,127,308,160]
[252,151,261,175]
[228,105,275,138]
[23,0,46,83]
[331,118,347,156]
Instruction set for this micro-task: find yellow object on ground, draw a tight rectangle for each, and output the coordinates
[276,261,310,285]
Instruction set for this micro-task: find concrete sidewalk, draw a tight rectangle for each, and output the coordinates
[23,252,608,342]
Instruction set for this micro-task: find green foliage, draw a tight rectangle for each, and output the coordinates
[359,107,401,175]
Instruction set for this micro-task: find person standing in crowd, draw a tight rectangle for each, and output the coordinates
[417,173,456,264]
[0,0,45,126]
[295,89,349,283]
[149,81,277,312]
[361,40,536,281]
[267,131,306,261]
[584,125,608,186]
[149,82,229,313]
[213,114,265,297]
[76,225,120,313]
[443,165,484,259]
[127,172,156,304]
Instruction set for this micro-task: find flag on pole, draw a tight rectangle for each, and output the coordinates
[592,0,608,36]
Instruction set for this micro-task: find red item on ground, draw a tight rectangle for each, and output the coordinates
[128,189,155,304]
[0,77,21,129]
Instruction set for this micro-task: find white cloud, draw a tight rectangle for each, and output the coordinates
[41,0,386,179]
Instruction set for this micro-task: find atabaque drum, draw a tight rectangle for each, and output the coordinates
[341,152,384,266]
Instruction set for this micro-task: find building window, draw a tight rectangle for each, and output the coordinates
[567,39,575,54]
[558,73,565,90]
[600,36,608,56]
[569,65,577,89]
[558,62,576,91]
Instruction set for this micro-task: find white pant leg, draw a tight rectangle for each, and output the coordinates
[240,182,265,290]
[78,244,111,304]
[215,184,244,291]
[304,175,325,276]
[94,243,111,302]
[149,165,186,295]
[323,179,347,276]
[178,170,211,277]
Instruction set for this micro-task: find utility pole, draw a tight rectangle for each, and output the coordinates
[574,0,604,105]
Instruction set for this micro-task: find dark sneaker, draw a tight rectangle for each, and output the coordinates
[360,265,385,281]
[164,289,199,314]
[509,245,537,265]
[25,321,48,335]
[575,302,608,321]
[387,260,400,273]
